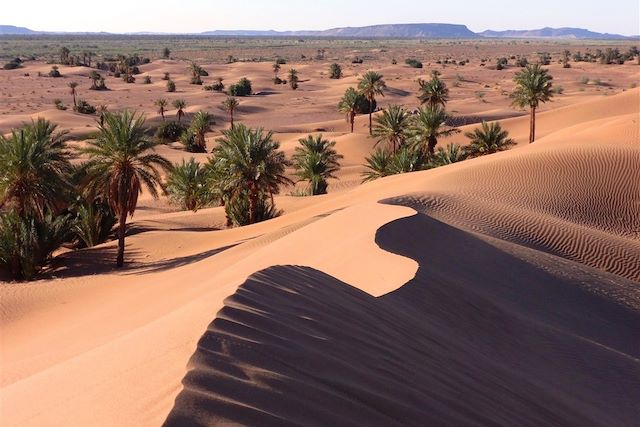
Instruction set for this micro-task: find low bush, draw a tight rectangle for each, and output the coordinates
[3,60,21,70]
[53,99,67,110]
[405,58,423,68]
[228,77,252,96]
[74,99,96,114]
[166,79,176,92]
[49,66,62,77]
[329,63,342,79]
[155,121,187,142]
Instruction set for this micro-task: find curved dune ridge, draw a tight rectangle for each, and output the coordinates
[164,93,640,425]
[0,86,639,425]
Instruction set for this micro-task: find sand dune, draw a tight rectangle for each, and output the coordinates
[1,69,639,426]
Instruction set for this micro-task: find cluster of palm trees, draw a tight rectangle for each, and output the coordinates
[338,63,552,182]
[0,112,343,280]
[0,114,171,278]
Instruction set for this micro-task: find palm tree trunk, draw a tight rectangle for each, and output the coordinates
[249,185,258,225]
[72,92,76,107]
[428,135,437,156]
[368,99,373,135]
[529,106,536,143]
[350,112,355,133]
[116,183,128,268]
[116,204,127,268]
[230,111,234,129]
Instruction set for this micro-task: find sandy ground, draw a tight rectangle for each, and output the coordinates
[0,55,639,426]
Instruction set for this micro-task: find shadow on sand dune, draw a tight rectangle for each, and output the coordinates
[164,213,640,426]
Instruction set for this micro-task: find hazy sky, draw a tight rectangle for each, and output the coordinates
[5,0,639,35]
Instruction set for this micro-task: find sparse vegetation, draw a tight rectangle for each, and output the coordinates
[74,99,96,114]
[228,78,252,96]
[405,58,423,68]
[329,63,342,79]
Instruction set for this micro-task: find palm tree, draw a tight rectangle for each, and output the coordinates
[511,64,554,143]
[166,158,211,212]
[372,105,410,153]
[361,149,393,182]
[173,99,186,123]
[338,87,360,133]
[357,71,386,135]
[418,73,449,108]
[409,106,459,156]
[213,124,292,224]
[0,119,72,218]
[189,111,214,153]
[273,62,281,79]
[288,69,299,90]
[464,121,515,157]
[68,82,78,107]
[155,98,167,120]
[80,111,171,267]
[292,135,343,195]
[221,96,240,128]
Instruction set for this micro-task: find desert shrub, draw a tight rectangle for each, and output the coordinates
[228,77,252,96]
[74,99,96,114]
[49,66,62,77]
[273,77,284,85]
[143,75,152,84]
[178,130,202,153]
[329,63,342,79]
[53,99,67,110]
[225,191,281,227]
[3,60,21,70]
[538,52,551,65]
[166,79,176,92]
[69,198,116,249]
[352,57,364,64]
[0,212,71,281]
[162,72,170,80]
[113,71,121,78]
[516,56,529,67]
[405,58,423,68]
[190,75,203,85]
[275,57,287,65]
[122,74,135,83]
[391,59,398,65]
[579,76,590,84]
[162,47,171,58]
[553,85,564,94]
[496,57,508,70]
[155,121,187,142]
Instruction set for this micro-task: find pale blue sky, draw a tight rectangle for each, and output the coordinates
[5,0,639,35]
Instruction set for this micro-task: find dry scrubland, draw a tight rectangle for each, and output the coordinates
[1,37,639,426]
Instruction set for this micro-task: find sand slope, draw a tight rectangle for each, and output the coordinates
[1,87,639,426]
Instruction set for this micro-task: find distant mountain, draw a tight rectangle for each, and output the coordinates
[479,27,631,40]
[0,25,36,35]
[202,23,479,38]
[1,23,634,39]
[316,23,477,38]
